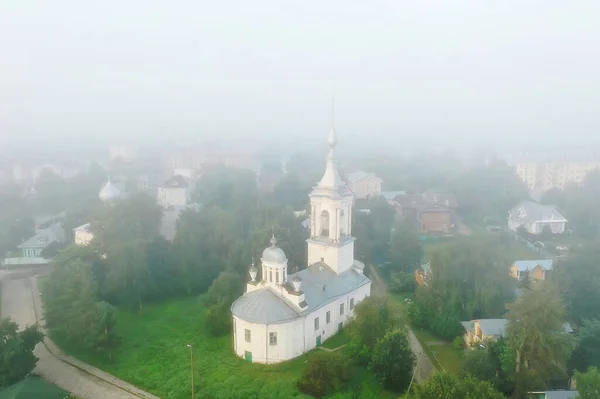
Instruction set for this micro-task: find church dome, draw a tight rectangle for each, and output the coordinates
[99,179,121,202]
[261,235,287,264]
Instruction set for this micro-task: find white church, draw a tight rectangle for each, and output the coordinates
[231,126,372,364]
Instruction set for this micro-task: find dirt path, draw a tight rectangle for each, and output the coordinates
[367,264,436,382]
[1,276,160,399]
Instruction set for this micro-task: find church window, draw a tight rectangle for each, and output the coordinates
[326,311,331,324]
[320,211,330,237]
[245,329,251,343]
[269,332,277,345]
[350,298,354,310]
[276,271,279,283]
[340,303,344,315]
[314,317,320,330]
[269,270,273,282]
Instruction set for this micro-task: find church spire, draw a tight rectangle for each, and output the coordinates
[317,100,344,188]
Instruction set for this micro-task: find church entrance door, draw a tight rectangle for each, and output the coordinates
[316,335,321,347]
[244,351,252,363]
[338,322,343,332]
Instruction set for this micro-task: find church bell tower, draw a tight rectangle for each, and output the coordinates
[307,123,356,274]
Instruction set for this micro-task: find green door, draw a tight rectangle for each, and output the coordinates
[316,335,321,347]
[244,351,252,363]
[338,322,343,332]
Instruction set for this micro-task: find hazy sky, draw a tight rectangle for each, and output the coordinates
[1,1,600,150]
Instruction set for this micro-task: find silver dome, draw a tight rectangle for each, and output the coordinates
[262,245,287,264]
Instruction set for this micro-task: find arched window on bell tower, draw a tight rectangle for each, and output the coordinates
[339,209,346,238]
[320,210,330,237]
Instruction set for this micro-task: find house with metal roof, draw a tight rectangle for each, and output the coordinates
[17,222,66,258]
[231,126,372,364]
[344,170,382,199]
[510,259,554,281]
[508,201,567,235]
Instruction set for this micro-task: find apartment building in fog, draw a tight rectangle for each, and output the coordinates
[515,161,600,191]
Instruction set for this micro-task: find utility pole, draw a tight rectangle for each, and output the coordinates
[187,344,195,399]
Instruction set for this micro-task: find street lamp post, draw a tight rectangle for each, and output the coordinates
[187,344,195,399]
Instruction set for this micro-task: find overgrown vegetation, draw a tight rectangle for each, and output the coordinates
[0,318,44,388]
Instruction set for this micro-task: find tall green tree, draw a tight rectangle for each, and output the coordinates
[296,352,351,398]
[576,367,600,399]
[506,284,571,390]
[413,372,504,399]
[0,319,44,388]
[569,319,600,373]
[387,218,423,274]
[554,243,600,324]
[369,329,414,392]
[353,197,395,265]
[428,235,516,320]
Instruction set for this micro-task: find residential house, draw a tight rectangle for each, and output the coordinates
[395,191,458,235]
[508,201,567,235]
[462,318,573,347]
[73,223,94,246]
[414,263,432,287]
[17,222,66,258]
[528,391,579,399]
[157,175,190,208]
[461,319,508,347]
[345,171,383,199]
[510,259,553,281]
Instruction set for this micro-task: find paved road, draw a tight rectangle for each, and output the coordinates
[367,264,436,382]
[1,277,147,399]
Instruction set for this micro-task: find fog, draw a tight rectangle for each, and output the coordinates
[1,0,600,153]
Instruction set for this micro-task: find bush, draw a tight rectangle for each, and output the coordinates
[430,311,463,341]
[369,329,415,392]
[453,336,464,351]
[389,271,416,293]
[297,351,352,398]
[408,302,433,329]
[459,348,497,383]
[205,302,232,337]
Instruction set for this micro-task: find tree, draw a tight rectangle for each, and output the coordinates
[103,241,149,310]
[554,243,600,324]
[506,284,571,387]
[296,352,351,398]
[203,272,244,337]
[413,372,504,399]
[459,348,498,385]
[428,235,516,320]
[387,218,423,274]
[348,296,405,356]
[389,271,417,294]
[369,329,414,392]
[0,318,44,387]
[569,319,600,373]
[575,367,600,399]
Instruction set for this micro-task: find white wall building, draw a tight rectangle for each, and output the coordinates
[507,201,567,235]
[345,171,383,199]
[516,161,600,191]
[157,175,190,209]
[231,125,372,364]
[73,223,94,246]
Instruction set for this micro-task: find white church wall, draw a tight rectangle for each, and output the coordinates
[307,240,355,274]
[157,187,188,208]
[303,281,371,352]
[233,316,304,364]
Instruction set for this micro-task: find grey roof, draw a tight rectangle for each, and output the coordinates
[513,259,553,272]
[508,201,567,224]
[231,288,300,324]
[161,174,188,189]
[73,223,91,233]
[461,319,507,337]
[534,391,579,399]
[18,222,65,249]
[231,262,370,324]
[380,191,406,201]
[99,180,121,202]
[346,171,382,184]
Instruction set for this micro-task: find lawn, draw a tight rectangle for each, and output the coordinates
[321,329,351,350]
[52,297,396,399]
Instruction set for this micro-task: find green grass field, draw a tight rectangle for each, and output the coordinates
[53,297,395,399]
[321,329,351,350]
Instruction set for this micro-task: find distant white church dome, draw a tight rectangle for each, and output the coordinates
[261,235,287,264]
[99,179,121,202]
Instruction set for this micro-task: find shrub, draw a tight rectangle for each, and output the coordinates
[369,329,415,392]
[297,351,352,398]
[389,271,416,293]
[430,311,463,341]
[205,302,232,337]
[453,336,464,351]
[408,302,432,329]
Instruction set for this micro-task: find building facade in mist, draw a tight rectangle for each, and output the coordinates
[230,128,371,364]
[516,161,600,191]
